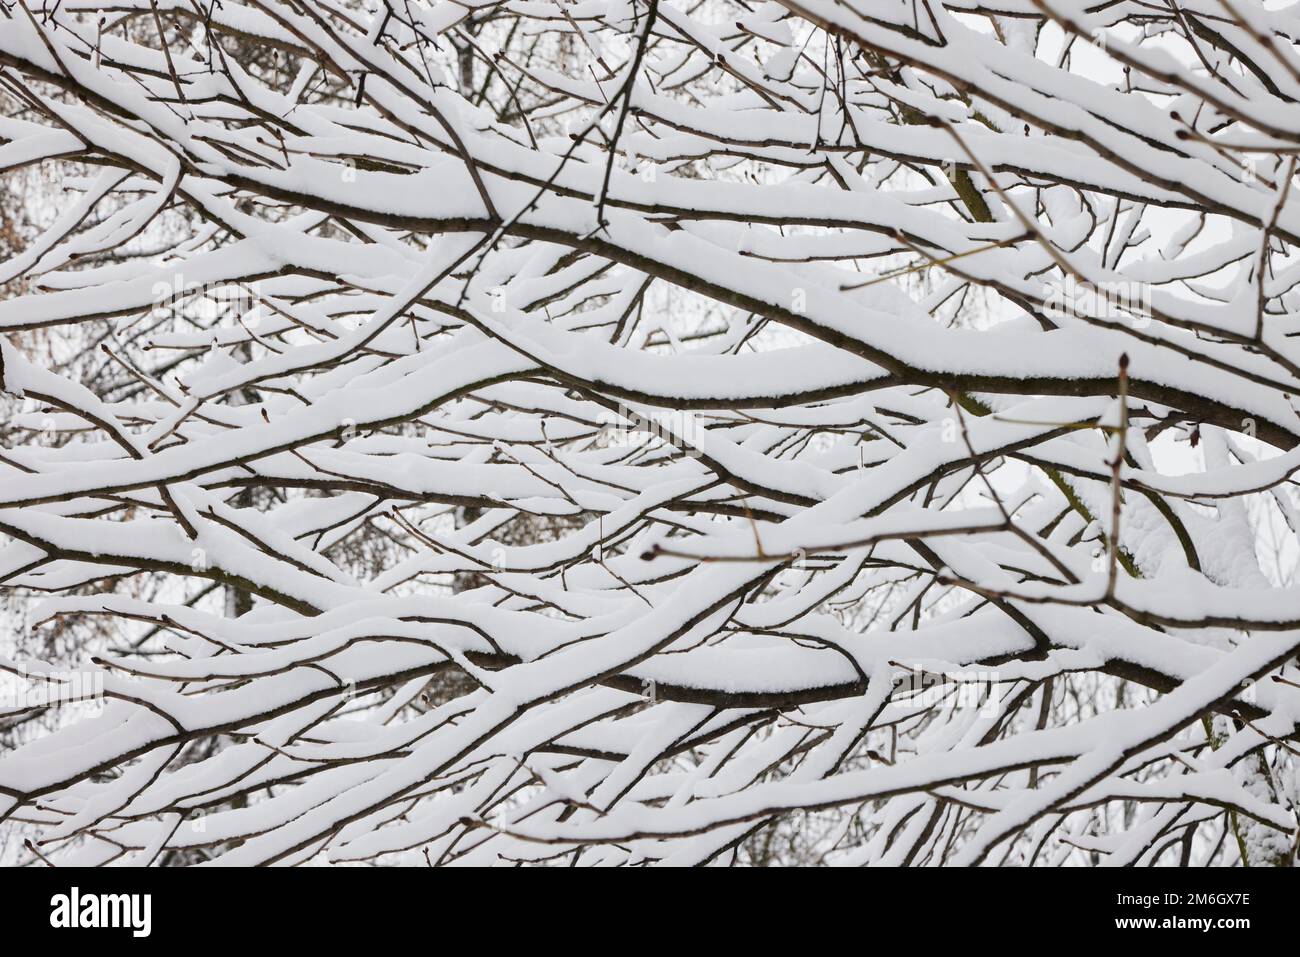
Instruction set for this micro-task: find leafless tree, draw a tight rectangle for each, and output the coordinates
[0,0,1298,866]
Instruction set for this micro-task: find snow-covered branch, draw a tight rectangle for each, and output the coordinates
[1,0,1298,866]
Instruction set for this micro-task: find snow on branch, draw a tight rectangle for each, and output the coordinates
[0,0,1298,866]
